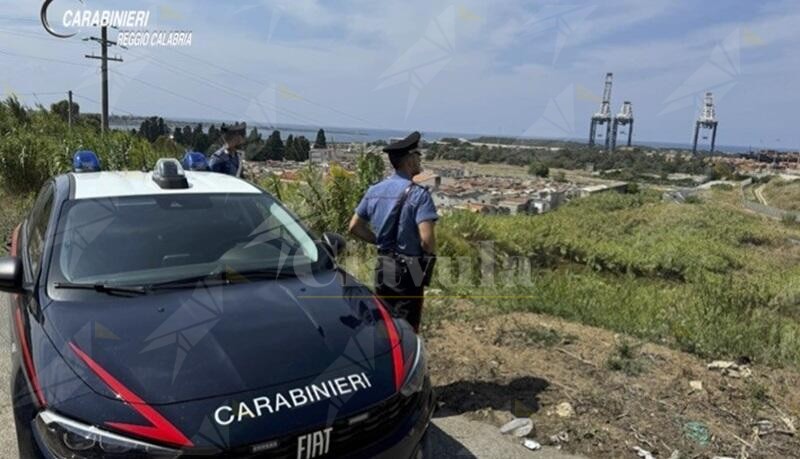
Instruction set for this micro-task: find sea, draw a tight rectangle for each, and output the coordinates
[110,117,793,155]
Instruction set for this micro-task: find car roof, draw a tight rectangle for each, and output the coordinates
[69,171,261,200]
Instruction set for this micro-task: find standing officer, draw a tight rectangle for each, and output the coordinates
[208,122,246,177]
[348,131,438,332]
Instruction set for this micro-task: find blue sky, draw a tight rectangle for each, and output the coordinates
[0,0,798,148]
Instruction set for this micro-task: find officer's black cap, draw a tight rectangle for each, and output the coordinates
[383,131,421,158]
[221,122,247,135]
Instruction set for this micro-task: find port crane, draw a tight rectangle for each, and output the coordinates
[610,101,633,151]
[588,73,613,150]
[692,92,718,154]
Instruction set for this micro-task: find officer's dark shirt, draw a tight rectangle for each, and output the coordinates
[208,147,241,177]
[355,171,438,256]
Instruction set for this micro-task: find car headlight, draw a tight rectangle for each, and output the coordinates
[34,410,182,458]
[400,336,428,397]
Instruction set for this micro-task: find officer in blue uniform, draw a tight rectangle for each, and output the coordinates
[208,122,246,177]
[349,131,438,332]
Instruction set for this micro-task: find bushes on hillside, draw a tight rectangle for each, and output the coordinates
[0,97,163,194]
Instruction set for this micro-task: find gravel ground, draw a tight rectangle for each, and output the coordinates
[430,416,583,458]
[0,293,18,456]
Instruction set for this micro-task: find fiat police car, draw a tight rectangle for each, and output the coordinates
[1,153,433,458]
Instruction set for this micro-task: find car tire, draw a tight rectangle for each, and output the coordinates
[12,374,42,459]
[416,427,433,459]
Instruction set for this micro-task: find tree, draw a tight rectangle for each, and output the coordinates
[242,127,263,159]
[173,126,184,145]
[528,161,549,178]
[50,99,79,123]
[191,123,210,152]
[295,136,311,161]
[158,118,167,138]
[259,130,284,161]
[285,134,297,161]
[81,113,101,132]
[246,127,262,144]
[182,125,193,146]
[711,161,735,180]
[314,128,327,149]
[244,141,262,160]
[207,124,220,146]
[138,116,169,143]
[356,150,384,195]
[153,135,183,157]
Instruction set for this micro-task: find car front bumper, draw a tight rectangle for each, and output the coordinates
[353,382,435,459]
[30,383,435,459]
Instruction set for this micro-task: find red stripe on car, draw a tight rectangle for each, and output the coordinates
[15,308,45,407]
[68,342,194,448]
[10,224,20,257]
[373,297,405,391]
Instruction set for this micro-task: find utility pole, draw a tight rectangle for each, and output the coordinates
[85,26,123,132]
[67,90,73,130]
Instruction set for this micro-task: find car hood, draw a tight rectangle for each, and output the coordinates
[42,270,404,405]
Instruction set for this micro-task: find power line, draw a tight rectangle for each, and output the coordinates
[0,27,89,47]
[0,16,40,23]
[122,47,324,126]
[163,46,378,127]
[109,69,246,120]
[72,92,137,118]
[0,48,96,68]
[6,91,66,96]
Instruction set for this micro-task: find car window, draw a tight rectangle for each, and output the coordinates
[25,183,54,280]
[50,193,323,286]
[251,198,319,262]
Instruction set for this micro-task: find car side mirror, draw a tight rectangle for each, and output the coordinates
[0,257,23,294]
[322,232,347,258]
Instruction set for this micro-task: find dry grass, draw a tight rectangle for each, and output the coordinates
[762,178,800,211]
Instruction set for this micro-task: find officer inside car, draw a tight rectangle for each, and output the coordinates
[348,131,438,333]
[208,122,246,177]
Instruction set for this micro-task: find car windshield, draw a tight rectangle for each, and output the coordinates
[49,193,324,286]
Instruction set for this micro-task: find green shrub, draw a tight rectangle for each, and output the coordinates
[711,183,734,191]
[0,98,164,194]
[528,161,549,178]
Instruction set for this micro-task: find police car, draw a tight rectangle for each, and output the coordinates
[1,153,433,458]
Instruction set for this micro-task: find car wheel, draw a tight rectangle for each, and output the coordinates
[416,427,433,459]
[12,374,42,459]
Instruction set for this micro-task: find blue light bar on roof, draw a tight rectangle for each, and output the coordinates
[181,151,209,171]
[72,150,101,173]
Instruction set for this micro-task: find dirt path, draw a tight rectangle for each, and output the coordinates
[430,415,583,458]
[755,184,769,206]
[424,307,800,458]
